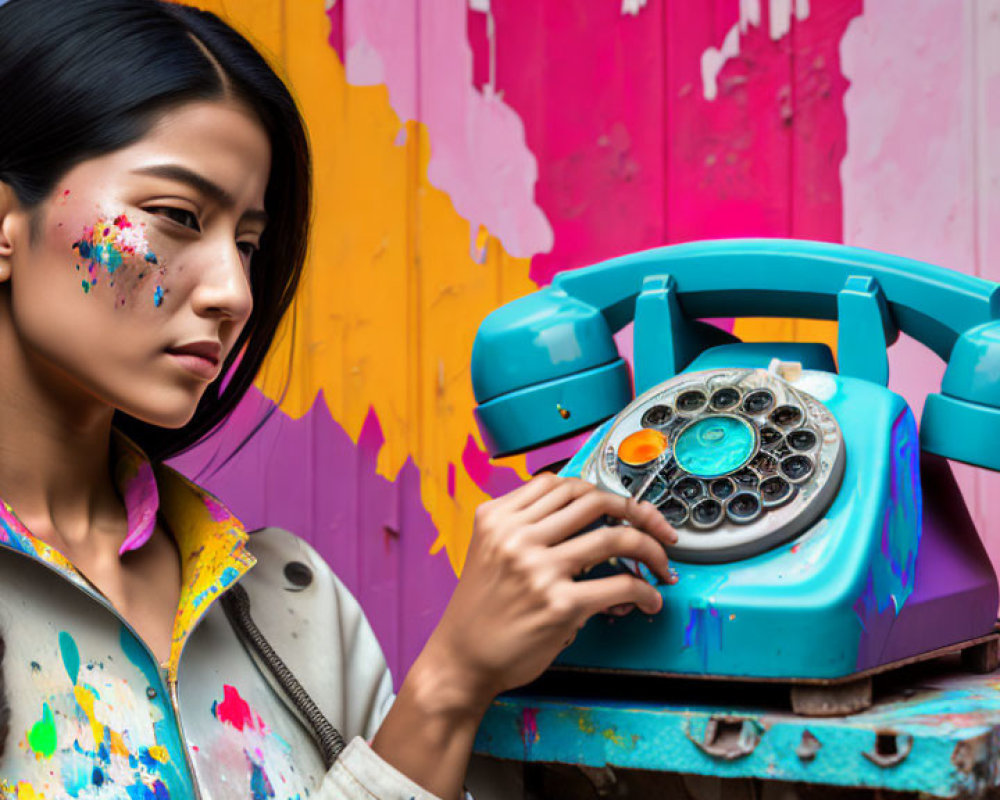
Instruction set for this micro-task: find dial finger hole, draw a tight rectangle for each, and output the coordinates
[788,428,818,451]
[641,476,670,506]
[710,477,735,499]
[781,454,814,483]
[691,498,724,529]
[726,491,762,524]
[760,476,793,507]
[641,404,673,428]
[771,404,803,428]
[677,390,708,413]
[760,426,783,447]
[659,497,689,527]
[672,476,705,502]
[709,387,741,411]
[751,452,779,475]
[732,468,759,489]
[742,389,775,415]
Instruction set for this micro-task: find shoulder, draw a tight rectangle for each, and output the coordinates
[236,527,394,738]
[241,526,367,636]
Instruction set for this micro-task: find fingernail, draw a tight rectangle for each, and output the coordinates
[606,603,635,617]
[668,567,679,584]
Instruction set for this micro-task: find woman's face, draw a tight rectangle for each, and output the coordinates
[0,99,270,428]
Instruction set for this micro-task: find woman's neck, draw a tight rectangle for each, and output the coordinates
[0,310,122,552]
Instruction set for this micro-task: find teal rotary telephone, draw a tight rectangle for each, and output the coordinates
[470,239,1000,707]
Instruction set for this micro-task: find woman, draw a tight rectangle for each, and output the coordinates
[0,1,677,798]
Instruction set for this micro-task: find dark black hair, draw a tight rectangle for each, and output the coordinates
[0,0,309,460]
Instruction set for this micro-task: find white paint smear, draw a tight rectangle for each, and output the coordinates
[701,0,810,101]
[621,0,649,15]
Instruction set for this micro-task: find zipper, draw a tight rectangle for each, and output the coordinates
[169,676,204,800]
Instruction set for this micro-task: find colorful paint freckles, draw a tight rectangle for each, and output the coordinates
[71,215,165,308]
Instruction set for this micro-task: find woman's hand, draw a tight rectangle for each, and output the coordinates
[423,473,679,706]
[372,474,677,799]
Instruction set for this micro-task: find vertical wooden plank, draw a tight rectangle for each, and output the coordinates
[666,0,795,344]
[787,0,862,353]
[973,0,1000,566]
[488,0,668,285]
[665,0,792,242]
[275,1,413,619]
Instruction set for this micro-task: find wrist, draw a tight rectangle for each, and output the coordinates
[401,643,497,726]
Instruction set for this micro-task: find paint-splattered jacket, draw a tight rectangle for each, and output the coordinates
[0,436,442,799]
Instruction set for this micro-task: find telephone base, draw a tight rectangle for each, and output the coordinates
[544,626,1000,717]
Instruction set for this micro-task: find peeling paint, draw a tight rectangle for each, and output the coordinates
[621,0,649,15]
[700,0,811,101]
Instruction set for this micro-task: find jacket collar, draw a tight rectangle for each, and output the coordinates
[0,431,256,681]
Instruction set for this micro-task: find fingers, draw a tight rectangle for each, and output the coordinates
[570,572,665,617]
[496,472,563,512]
[518,476,594,522]
[553,525,676,585]
[533,488,678,549]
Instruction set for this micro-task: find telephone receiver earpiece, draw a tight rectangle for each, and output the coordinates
[471,239,1000,469]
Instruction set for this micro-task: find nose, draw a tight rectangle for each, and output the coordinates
[189,237,254,324]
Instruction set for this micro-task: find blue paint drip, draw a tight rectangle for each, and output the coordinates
[153,286,164,307]
[120,625,193,797]
[682,605,723,670]
[59,630,80,685]
[145,252,159,264]
[249,760,276,800]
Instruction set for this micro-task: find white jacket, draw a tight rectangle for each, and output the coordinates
[0,437,447,799]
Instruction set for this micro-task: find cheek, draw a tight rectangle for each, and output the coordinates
[69,213,167,310]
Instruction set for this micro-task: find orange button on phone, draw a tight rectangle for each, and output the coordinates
[618,428,669,467]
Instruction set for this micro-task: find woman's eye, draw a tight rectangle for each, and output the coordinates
[148,206,201,232]
[237,241,259,262]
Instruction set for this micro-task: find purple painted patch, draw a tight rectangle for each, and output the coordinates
[117,456,159,555]
[171,388,457,682]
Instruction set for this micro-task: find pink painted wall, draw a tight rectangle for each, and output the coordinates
[177,0,1000,681]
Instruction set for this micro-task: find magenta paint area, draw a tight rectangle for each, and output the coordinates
[72,214,165,307]
[519,707,540,756]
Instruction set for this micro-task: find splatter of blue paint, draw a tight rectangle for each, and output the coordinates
[153,286,164,307]
[59,630,80,685]
[249,760,276,800]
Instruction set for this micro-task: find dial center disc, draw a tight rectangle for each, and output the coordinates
[673,415,756,478]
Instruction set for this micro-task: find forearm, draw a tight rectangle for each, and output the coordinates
[371,647,493,800]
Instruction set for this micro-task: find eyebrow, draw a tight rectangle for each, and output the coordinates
[132,164,269,226]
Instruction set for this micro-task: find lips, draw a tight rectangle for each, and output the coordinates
[166,341,222,380]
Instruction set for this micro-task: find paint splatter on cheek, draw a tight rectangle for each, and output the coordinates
[71,214,167,308]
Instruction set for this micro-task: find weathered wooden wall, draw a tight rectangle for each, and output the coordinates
[174,0,1000,682]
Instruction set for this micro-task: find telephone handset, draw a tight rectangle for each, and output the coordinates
[472,238,1000,469]
[471,239,1000,689]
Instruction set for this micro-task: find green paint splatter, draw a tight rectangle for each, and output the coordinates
[28,702,57,758]
[59,631,80,686]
